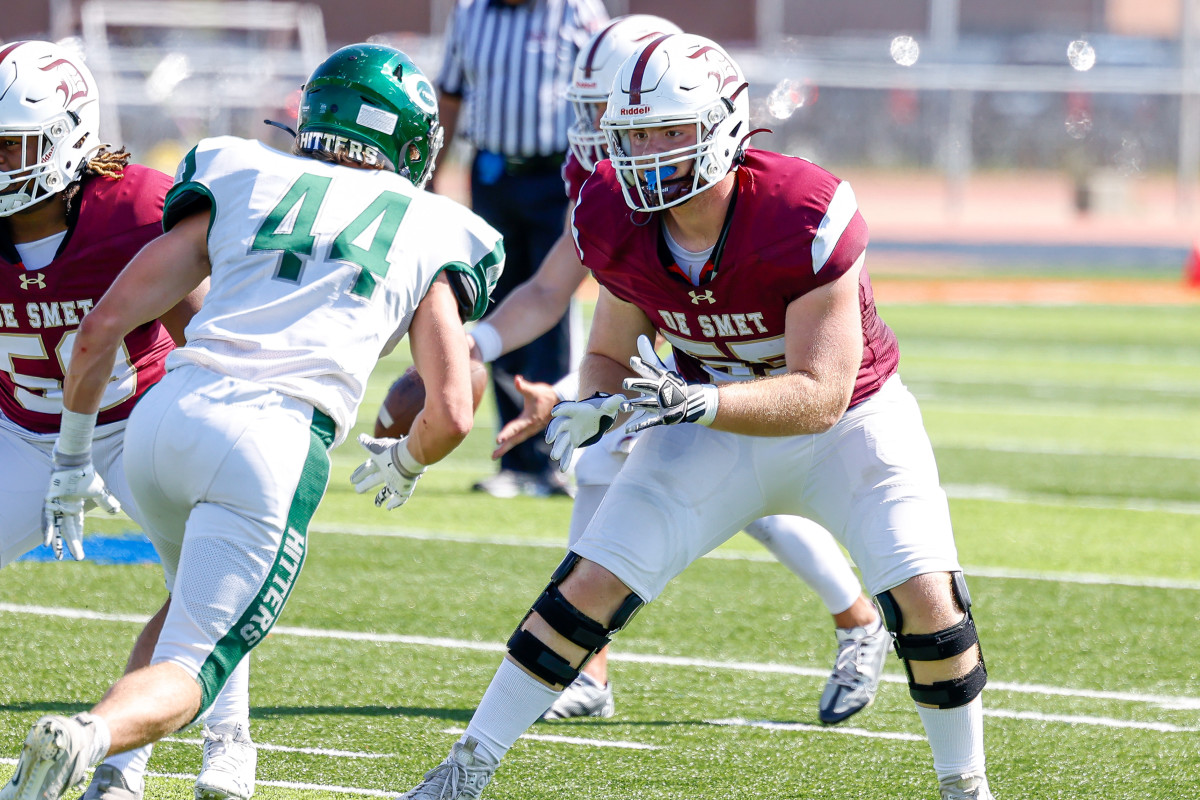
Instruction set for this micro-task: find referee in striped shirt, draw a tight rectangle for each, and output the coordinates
[437,0,608,499]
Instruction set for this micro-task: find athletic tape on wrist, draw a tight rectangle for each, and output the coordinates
[395,438,427,477]
[57,409,98,456]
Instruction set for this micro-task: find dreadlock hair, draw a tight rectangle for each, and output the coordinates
[62,147,133,216]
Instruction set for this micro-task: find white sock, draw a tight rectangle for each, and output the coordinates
[75,713,112,768]
[101,745,151,790]
[464,659,562,763]
[206,656,251,730]
[575,671,603,689]
[916,696,986,779]
[839,616,885,636]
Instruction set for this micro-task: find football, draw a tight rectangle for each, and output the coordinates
[374,361,489,438]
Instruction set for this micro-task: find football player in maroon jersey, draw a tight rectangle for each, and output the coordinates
[448,15,889,726]
[0,40,255,800]
[399,34,996,800]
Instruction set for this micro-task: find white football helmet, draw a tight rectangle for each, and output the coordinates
[601,34,751,211]
[566,15,682,171]
[0,40,102,216]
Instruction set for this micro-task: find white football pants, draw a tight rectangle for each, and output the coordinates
[122,365,332,716]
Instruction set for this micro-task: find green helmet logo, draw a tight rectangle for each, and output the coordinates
[297,43,444,188]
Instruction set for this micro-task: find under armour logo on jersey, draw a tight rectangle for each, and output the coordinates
[19,273,46,290]
[689,289,715,305]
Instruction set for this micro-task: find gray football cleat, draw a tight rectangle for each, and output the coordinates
[0,714,102,800]
[80,765,142,800]
[939,773,996,800]
[818,620,892,724]
[398,737,496,800]
[542,675,615,721]
[194,722,256,800]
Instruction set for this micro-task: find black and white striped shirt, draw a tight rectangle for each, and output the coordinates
[438,0,608,158]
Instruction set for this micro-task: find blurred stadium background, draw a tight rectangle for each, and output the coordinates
[5,0,1200,278]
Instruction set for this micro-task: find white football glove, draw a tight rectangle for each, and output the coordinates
[42,449,121,562]
[351,433,427,510]
[622,334,719,432]
[544,392,626,473]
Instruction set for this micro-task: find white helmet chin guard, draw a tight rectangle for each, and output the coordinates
[566,15,682,171]
[601,34,751,212]
[0,40,102,216]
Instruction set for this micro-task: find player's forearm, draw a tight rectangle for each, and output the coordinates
[578,351,632,398]
[63,319,125,416]
[478,281,576,358]
[709,371,852,436]
[474,235,586,360]
[405,410,471,465]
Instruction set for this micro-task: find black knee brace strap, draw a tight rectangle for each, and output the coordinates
[910,662,988,708]
[506,552,645,686]
[875,571,987,708]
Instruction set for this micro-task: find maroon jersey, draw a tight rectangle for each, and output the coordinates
[561,151,592,204]
[573,149,898,407]
[0,165,174,434]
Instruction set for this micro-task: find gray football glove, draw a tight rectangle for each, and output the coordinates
[622,334,719,432]
[42,447,121,561]
[351,433,427,510]
[544,392,626,472]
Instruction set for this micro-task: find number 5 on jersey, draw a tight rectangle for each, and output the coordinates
[251,173,410,299]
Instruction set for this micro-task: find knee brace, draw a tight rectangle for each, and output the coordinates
[506,552,644,687]
[875,571,987,708]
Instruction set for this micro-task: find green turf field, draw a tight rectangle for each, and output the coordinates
[2,300,1198,800]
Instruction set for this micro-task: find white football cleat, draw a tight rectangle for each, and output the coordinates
[398,737,496,800]
[0,714,101,800]
[194,722,256,800]
[818,620,892,724]
[80,765,142,800]
[939,773,995,799]
[542,674,615,721]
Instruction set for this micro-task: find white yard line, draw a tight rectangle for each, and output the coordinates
[442,726,657,749]
[0,762,394,798]
[983,708,1200,733]
[942,483,1200,516]
[3,602,1198,711]
[304,523,1200,590]
[161,736,394,758]
[706,718,925,741]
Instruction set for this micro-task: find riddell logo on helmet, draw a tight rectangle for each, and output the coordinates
[621,105,651,115]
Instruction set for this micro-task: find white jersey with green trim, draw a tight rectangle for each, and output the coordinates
[164,136,503,446]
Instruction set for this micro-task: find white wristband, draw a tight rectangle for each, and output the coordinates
[395,437,428,477]
[471,321,503,364]
[696,384,720,427]
[57,409,98,456]
[552,370,580,402]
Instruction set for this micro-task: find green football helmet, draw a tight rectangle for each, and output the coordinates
[296,43,443,188]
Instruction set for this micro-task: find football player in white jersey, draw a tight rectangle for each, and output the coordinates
[0,39,256,800]
[1,43,502,800]
[447,14,889,724]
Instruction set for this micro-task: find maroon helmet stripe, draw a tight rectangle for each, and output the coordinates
[583,19,624,78]
[628,34,673,105]
[0,41,30,66]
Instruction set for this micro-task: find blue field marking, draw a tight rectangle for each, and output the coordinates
[18,535,160,565]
